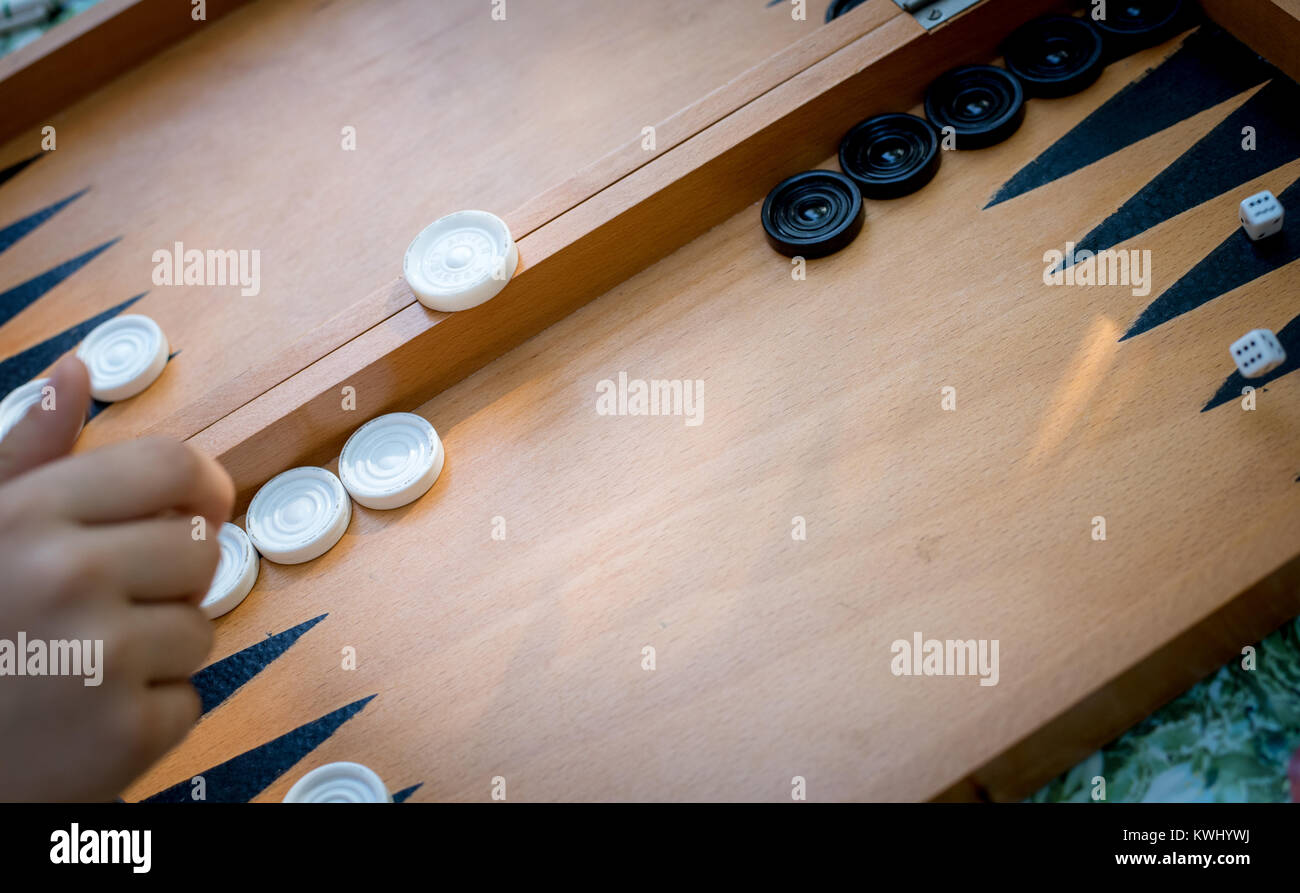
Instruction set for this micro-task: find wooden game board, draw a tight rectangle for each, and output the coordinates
[1,0,1298,801]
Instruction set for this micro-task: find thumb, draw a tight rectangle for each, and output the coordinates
[0,355,91,485]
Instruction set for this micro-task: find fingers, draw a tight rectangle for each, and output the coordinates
[125,603,213,682]
[81,517,222,602]
[0,356,90,485]
[116,682,202,786]
[26,436,234,525]
[143,681,202,749]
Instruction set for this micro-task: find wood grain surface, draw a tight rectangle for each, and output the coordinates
[1201,0,1300,82]
[121,0,905,453]
[0,0,256,146]
[121,19,1300,800]
[0,0,817,447]
[185,0,1071,509]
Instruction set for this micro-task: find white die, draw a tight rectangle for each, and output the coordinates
[1239,190,1284,241]
[1230,328,1286,379]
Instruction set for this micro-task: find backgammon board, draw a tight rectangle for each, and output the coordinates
[0,0,1297,802]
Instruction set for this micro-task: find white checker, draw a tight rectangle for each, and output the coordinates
[76,314,169,402]
[200,523,260,619]
[0,378,50,443]
[1230,328,1287,379]
[402,209,518,312]
[283,761,391,803]
[0,378,85,445]
[246,467,351,565]
[339,412,445,510]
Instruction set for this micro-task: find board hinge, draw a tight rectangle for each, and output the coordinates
[893,0,985,30]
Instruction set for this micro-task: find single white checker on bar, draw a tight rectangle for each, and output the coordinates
[403,210,518,312]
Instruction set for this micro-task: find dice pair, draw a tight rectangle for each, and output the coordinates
[1230,192,1287,379]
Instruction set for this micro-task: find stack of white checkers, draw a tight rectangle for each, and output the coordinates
[202,413,444,616]
[0,313,168,445]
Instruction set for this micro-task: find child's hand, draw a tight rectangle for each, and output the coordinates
[0,356,234,801]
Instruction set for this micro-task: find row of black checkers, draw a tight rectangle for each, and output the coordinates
[762,0,1190,258]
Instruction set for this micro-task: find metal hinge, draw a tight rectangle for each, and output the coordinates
[893,0,984,30]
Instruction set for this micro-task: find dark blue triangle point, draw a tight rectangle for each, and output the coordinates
[987,27,1276,209]
[0,154,41,189]
[0,293,144,396]
[0,293,143,395]
[0,189,89,255]
[1202,312,1300,412]
[0,238,120,329]
[141,694,378,803]
[192,614,328,716]
[1053,77,1300,272]
[1123,177,1300,340]
[393,784,423,803]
